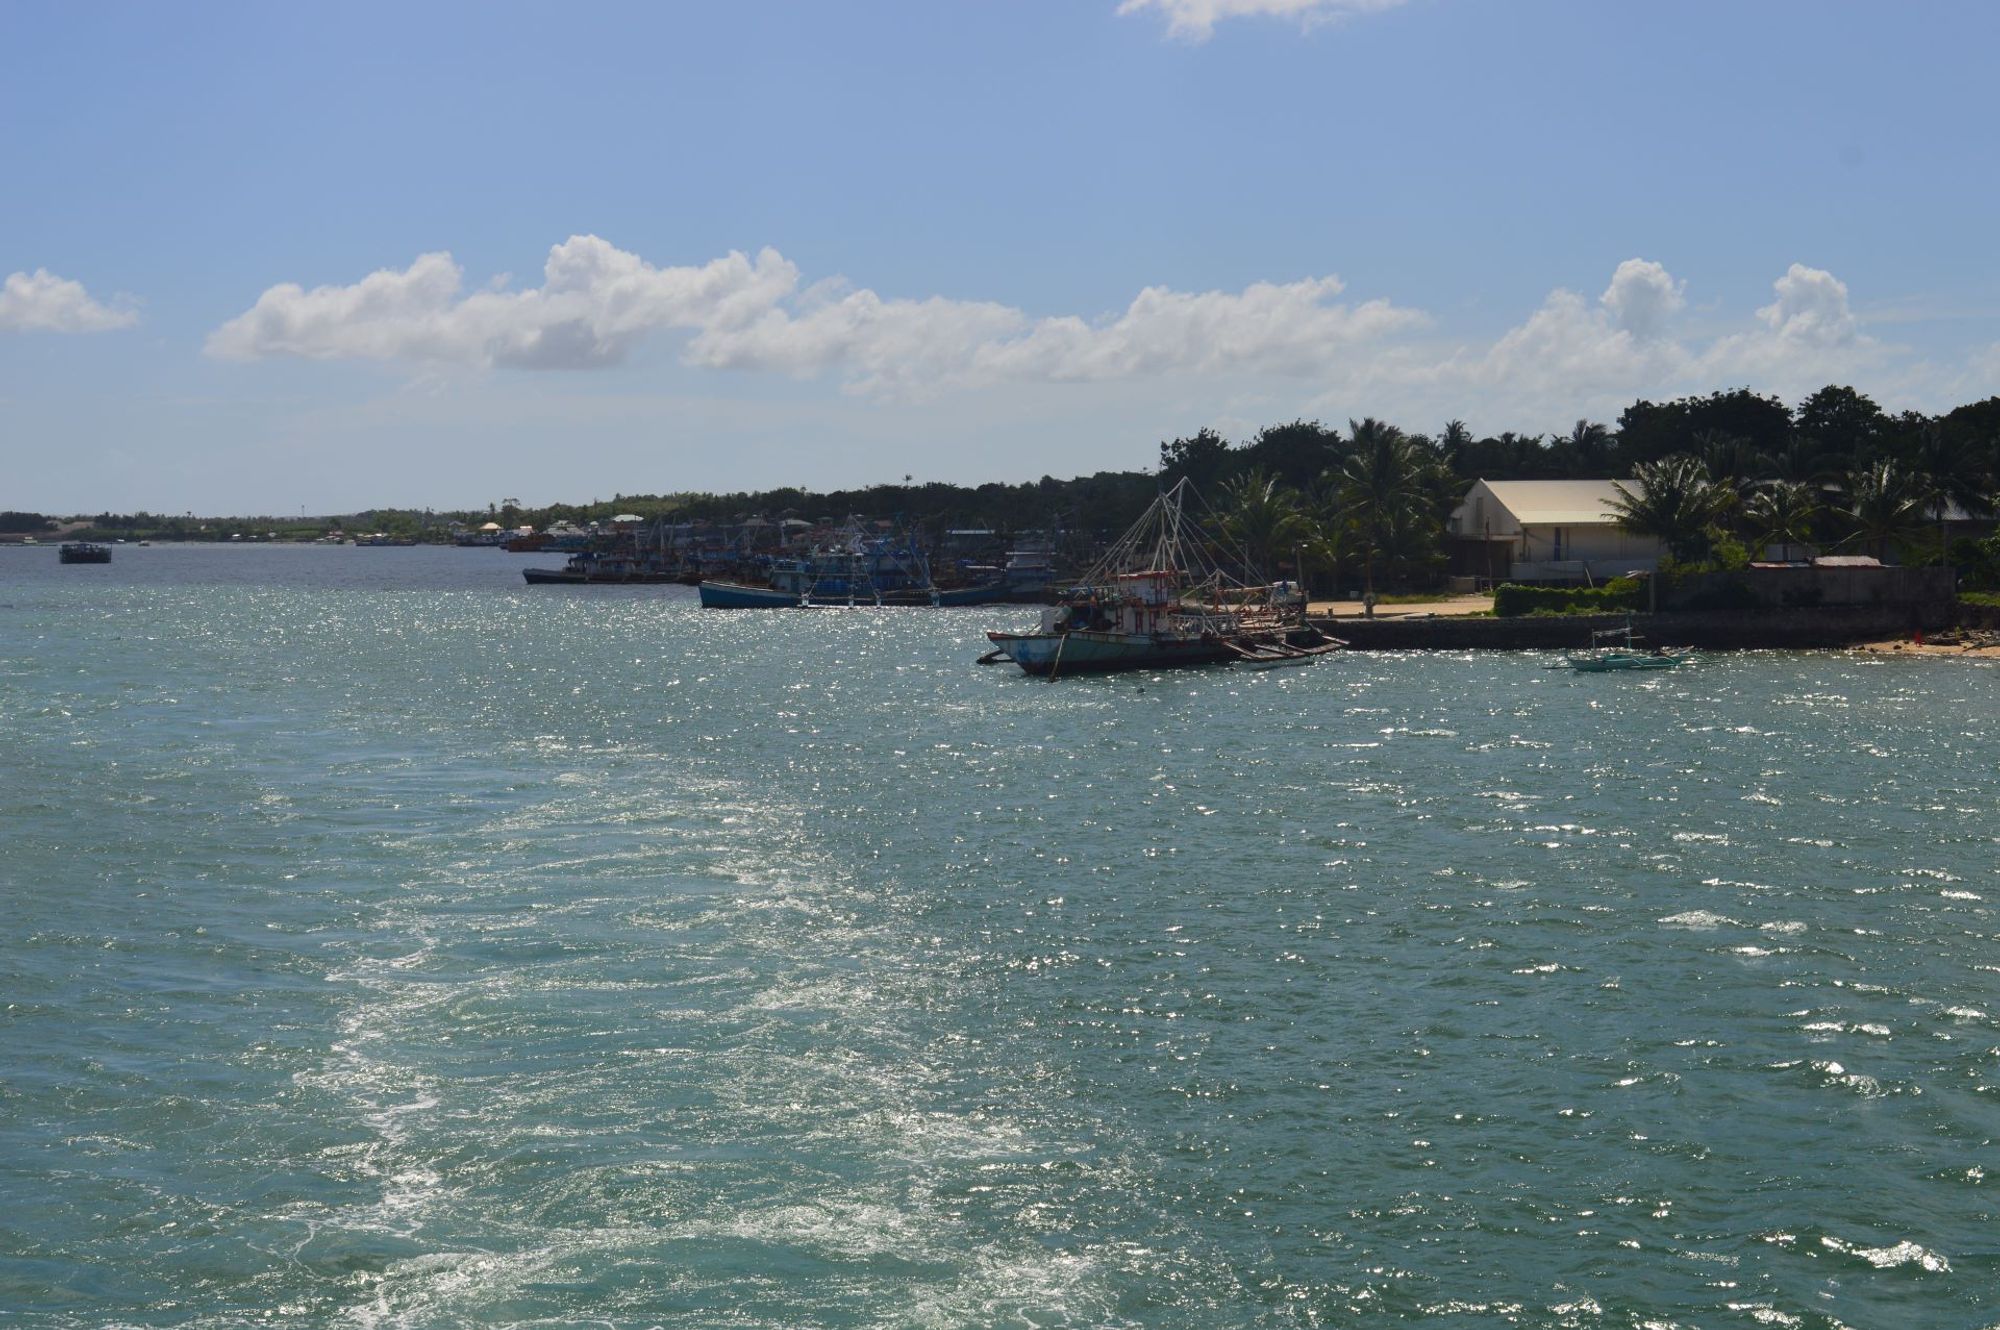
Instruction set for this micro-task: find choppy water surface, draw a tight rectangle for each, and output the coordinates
[3,545,1997,1328]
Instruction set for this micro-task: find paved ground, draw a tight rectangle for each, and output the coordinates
[1309,594,1495,619]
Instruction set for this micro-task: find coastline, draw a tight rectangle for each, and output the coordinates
[1855,634,2000,658]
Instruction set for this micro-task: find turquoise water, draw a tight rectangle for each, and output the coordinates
[3,546,1997,1328]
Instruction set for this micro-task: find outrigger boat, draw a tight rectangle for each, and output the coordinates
[1563,622,1692,672]
[982,480,1342,677]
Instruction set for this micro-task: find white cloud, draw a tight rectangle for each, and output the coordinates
[206,238,797,369]
[977,278,1422,383]
[1697,262,1879,393]
[1359,260,1696,419]
[209,235,1424,396]
[1599,258,1684,340]
[1305,257,1924,432]
[1116,0,1408,41]
[1754,262,1859,348]
[212,240,1966,432]
[0,268,137,333]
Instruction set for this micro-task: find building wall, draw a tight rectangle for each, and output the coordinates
[1660,565,1955,612]
[1315,603,1954,649]
[1449,480,1664,583]
[1517,522,1658,565]
[1507,524,1660,582]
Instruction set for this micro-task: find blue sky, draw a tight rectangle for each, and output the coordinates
[5,0,2000,514]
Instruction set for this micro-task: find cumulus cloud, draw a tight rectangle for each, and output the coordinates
[0,268,137,333]
[1117,0,1408,41]
[1698,262,1878,390]
[1754,262,1859,347]
[209,235,1424,395]
[1473,258,1888,409]
[206,238,797,369]
[211,240,1939,426]
[689,273,1423,394]
[1384,259,1695,413]
[1599,258,1684,339]
[1305,257,1916,431]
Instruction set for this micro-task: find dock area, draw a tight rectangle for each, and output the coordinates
[1309,604,1955,651]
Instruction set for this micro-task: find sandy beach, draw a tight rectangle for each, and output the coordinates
[1308,593,1495,619]
[1855,634,2000,658]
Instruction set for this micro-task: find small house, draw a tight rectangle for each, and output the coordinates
[1449,479,1663,584]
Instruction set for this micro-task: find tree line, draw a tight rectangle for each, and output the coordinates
[1163,384,2000,596]
[27,384,2000,590]
[573,383,2000,598]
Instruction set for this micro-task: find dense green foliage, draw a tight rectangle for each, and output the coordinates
[1493,579,1646,617]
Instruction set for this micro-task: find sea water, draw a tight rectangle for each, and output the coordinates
[2,544,1996,1328]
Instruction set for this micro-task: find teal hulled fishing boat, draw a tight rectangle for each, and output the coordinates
[1563,623,1692,672]
[982,480,1341,676]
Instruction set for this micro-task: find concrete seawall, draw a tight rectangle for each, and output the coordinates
[1312,603,1951,651]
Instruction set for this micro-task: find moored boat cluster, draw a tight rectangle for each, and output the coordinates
[516,513,1056,603]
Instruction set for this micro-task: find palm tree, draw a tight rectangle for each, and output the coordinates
[1562,419,1614,473]
[1694,430,1770,534]
[1303,479,1351,597]
[1333,418,1428,614]
[1744,481,1820,562]
[1770,434,1833,486]
[1607,454,1726,565]
[1840,459,1928,562]
[1494,430,1548,476]
[1217,467,1311,580]
[1409,440,1464,529]
[1438,419,1474,469]
[1903,421,1995,565]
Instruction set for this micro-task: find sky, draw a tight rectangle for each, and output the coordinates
[5,0,2000,515]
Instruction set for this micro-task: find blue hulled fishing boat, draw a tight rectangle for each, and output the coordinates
[698,528,1010,608]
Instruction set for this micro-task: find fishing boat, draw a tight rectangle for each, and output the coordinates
[523,551,680,584]
[697,577,1009,608]
[982,481,1342,676]
[59,541,112,564]
[698,527,1009,607]
[1563,622,1692,672]
[954,544,1060,603]
[523,521,680,584]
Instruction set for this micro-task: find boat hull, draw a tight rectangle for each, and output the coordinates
[986,630,1238,675]
[1567,651,1689,672]
[523,568,679,584]
[927,582,1014,606]
[699,580,803,607]
[699,580,1013,608]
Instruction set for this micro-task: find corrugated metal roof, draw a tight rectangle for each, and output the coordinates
[1480,480,1634,526]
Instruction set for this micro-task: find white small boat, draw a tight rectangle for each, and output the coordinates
[1563,623,1692,672]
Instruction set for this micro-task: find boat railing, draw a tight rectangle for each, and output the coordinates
[1171,610,1244,636]
[1587,621,1644,648]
